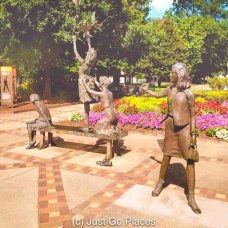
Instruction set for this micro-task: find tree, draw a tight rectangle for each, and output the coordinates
[58,0,150,83]
[0,0,151,100]
[168,14,228,80]
[172,0,228,20]
[124,17,189,85]
[0,0,74,99]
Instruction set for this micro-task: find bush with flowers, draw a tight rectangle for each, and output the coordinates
[195,98,227,115]
[215,128,228,141]
[206,127,228,141]
[71,112,84,122]
[92,96,166,114]
[194,90,228,103]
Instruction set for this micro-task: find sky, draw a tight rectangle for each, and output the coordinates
[148,0,173,19]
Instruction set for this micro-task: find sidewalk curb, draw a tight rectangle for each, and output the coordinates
[0,102,79,114]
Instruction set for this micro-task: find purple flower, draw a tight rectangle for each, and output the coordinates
[87,112,228,131]
[195,114,228,130]
[88,112,165,130]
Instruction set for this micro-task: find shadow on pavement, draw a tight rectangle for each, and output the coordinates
[51,137,131,156]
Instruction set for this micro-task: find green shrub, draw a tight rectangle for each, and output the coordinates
[17,79,33,101]
[206,127,228,141]
[207,77,228,90]
[195,126,200,137]
[17,86,33,101]
[71,112,84,122]
[206,128,217,137]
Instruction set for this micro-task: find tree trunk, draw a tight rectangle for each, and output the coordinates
[192,0,195,15]
[43,49,52,100]
[158,78,162,88]
[113,74,120,86]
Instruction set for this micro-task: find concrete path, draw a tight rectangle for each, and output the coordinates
[0,104,227,228]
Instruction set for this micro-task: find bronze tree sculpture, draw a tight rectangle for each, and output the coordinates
[72,0,100,130]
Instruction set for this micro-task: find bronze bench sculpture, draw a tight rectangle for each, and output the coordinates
[26,93,127,166]
[35,124,128,158]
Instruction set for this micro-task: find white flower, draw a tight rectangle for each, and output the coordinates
[216,129,228,141]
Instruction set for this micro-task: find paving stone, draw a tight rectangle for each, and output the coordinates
[0,133,26,148]
[197,140,228,159]
[0,122,25,131]
[65,149,151,173]
[0,104,227,228]
[114,184,228,228]
[0,156,20,164]
[7,145,64,159]
[147,157,228,193]
[0,168,38,228]
[0,167,35,182]
[123,134,163,152]
[60,169,112,210]
[89,204,204,228]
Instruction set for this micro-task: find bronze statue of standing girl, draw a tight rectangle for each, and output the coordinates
[142,62,201,214]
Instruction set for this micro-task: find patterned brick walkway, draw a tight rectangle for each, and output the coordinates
[0,105,227,228]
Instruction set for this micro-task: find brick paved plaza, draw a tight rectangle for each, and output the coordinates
[0,104,227,228]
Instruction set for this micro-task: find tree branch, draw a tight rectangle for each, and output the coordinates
[73,0,81,23]
[86,32,92,50]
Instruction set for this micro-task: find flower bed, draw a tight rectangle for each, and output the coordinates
[195,114,228,130]
[92,95,228,116]
[72,94,228,142]
[89,112,165,129]
[194,90,228,103]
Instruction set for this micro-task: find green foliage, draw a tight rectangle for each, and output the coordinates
[17,79,33,100]
[124,18,189,83]
[206,127,217,137]
[207,77,228,90]
[172,0,228,19]
[206,127,228,141]
[168,14,228,80]
[0,0,151,98]
[195,126,200,137]
[0,0,227,99]
[0,0,75,99]
[71,112,84,122]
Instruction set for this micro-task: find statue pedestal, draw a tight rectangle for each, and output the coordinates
[0,66,17,107]
[1,93,13,106]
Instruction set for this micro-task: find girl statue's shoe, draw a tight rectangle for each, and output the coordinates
[152,180,164,197]
[96,159,112,167]
[188,192,201,214]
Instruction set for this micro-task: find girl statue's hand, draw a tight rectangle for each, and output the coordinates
[141,83,148,91]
